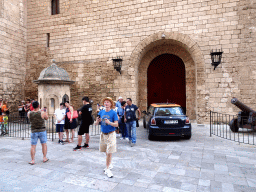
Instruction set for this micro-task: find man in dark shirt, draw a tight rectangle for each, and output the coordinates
[73,97,93,151]
[124,98,141,147]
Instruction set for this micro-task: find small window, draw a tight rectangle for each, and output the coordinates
[62,94,69,103]
[154,107,184,116]
[51,98,55,108]
[51,0,59,15]
[46,33,50,47]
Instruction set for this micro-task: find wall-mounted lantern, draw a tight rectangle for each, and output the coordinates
[112,57,122,74]
[210,49,223,70]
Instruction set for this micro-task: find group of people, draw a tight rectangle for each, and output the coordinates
[28,100,79,165]
[115,96,141,146]
[28,96,141,178]
[18,99,36,123]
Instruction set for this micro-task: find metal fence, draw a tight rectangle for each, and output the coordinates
[0,115,101,141]
[210,111,256,145]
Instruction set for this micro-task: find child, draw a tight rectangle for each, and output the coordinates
[1,112,8,135]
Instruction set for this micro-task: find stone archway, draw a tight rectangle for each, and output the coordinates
[129,32,206,121]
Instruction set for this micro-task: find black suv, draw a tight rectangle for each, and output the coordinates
[143,103,191,140]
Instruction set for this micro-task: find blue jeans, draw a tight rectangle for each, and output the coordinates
[126,121,136,143]
[31,131,47,145]
[119,122,128,138]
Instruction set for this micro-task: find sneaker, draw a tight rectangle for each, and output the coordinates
[60,140,64,145]
[58,140,61,144]
[103,164,113,172]
[120,137,124,140]
[82,143,89,148]
[73,145,82,151]
[125,138,129,141]
[104,169,113,178]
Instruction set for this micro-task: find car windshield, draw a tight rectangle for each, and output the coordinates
[154,107,184,116]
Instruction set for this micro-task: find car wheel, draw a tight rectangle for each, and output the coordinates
[148,132,154,140]
[183,134,191,140]
[143,117,146,129]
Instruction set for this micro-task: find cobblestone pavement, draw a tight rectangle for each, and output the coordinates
[1,123,256,192]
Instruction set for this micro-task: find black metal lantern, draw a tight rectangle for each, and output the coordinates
[112,57,122,74]
[210,49,223,70]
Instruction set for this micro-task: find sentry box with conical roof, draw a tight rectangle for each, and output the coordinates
[34,59,74,116]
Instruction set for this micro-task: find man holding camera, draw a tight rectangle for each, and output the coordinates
[95,97,118,178]
[124,98,141,147]
[28,101,49,165]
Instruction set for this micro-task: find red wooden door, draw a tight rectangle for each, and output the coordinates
[147,54,186,111]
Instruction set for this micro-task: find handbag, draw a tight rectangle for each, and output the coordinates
[67,110,79,119]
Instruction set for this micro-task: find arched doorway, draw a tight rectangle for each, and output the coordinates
[132,32,205,121]
[147,54,186,113]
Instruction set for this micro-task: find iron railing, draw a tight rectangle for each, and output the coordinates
[0,115,101,141]
[210,111,256,145]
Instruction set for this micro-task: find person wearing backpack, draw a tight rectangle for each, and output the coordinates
[73,97,93,151]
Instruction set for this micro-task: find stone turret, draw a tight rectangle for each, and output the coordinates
[34,60,74,116]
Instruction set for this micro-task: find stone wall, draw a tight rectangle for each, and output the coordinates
[204,0,256,121]
[0,0,27,111]
[25,0,256,123]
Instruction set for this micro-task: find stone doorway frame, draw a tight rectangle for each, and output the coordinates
[129,32,206,121]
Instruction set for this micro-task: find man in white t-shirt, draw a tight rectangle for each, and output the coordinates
[54,103,66,145]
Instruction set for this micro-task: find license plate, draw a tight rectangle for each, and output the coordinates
[164,120,178,124]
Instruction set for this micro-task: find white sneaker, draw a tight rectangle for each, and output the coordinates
[120,137,124,140]
[103,164,113,172]
[104,169,113,178]
[125,138,129,141]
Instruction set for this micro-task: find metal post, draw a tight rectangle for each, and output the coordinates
[217,113,219,136]
[220,113,222,138]
[253,124,255,145]
[225,114,227,139]
[52,116,54,142]
[210,111,212,137]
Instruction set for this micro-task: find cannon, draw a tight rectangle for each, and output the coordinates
[229,98,256,132]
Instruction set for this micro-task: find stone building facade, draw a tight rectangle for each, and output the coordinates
[0,0,27,109]
[1,0,256,123]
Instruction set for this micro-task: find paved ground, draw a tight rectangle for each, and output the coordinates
[1,123,256,192]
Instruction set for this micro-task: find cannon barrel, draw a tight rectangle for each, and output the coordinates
[231,98,256,114]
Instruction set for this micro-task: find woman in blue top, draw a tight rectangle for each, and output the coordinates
[96,97,118,178]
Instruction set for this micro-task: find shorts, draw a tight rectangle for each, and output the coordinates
[31,131,47,145]
[78,123,90,135]
[99,131,116,154]
[56,124,64,132]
